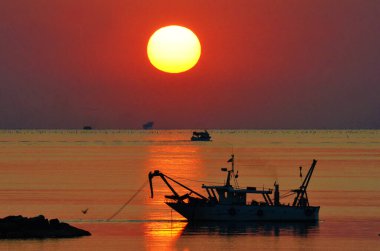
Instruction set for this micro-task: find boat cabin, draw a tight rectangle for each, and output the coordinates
[202,182,274,206]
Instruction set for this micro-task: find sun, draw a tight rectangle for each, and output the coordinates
[147,25,201,74]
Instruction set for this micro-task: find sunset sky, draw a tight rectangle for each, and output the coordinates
[1,0,379,129]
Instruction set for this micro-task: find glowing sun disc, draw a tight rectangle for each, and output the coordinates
[147,25,201,73]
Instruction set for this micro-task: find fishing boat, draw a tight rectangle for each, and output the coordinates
[191,130,211,141]
[148,155,319,222]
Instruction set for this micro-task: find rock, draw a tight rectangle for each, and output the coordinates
[0,215,91,239]
[49,218,60,226]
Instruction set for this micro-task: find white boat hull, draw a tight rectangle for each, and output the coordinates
[167,202,319,222]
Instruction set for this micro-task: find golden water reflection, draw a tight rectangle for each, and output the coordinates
[144,221,187,251]
[143,143,208,221]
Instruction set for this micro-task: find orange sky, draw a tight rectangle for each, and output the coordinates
[0,0,379,129]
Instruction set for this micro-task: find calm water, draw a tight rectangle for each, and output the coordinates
[0,130,379,250]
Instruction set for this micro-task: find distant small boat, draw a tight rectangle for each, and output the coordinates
[83,126,92,130]
[191,130,211,141]
[143,121,154,130]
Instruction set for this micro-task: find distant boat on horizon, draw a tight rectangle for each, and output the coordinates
[191,130,211,141]
[83,126,93,130]
[143,121,154,130]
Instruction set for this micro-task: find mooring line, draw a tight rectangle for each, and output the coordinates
[106,180,149,221]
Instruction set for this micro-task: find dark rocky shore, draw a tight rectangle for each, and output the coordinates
[0,215,91,239]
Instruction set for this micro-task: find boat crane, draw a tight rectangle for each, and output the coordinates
[292,159,317,207]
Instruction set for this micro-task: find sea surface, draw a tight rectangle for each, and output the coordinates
[0,130,379,250]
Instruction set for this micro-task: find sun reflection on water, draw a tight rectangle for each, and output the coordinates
[143,221,188,250]
[143,142,208,221]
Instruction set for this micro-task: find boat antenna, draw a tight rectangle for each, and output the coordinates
[221,142,234,157]
[227,154,239,188]
[227,154,234,173]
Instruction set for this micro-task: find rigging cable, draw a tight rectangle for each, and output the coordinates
[280,190,296,199]
[169,174,224,185]
[106,180,149,221]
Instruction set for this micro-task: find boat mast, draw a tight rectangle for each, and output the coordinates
[230,154,234,173]
[224,154,239,188]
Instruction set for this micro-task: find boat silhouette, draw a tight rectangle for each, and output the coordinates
[149,155,319,222]
[191,130,211,141]
[143,121,154,130]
